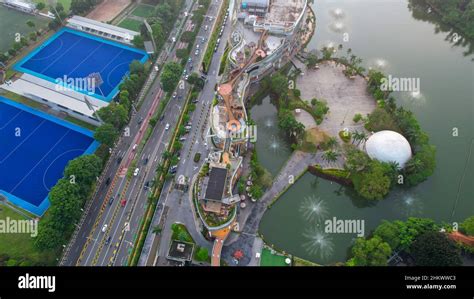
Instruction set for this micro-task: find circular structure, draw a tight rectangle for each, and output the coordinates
[365,130,412,168]
[227,119,241,132]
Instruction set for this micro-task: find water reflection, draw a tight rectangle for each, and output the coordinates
[408,0,474,59]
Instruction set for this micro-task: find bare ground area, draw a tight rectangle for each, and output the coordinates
[87,0,131,23]
[296,61,376,139]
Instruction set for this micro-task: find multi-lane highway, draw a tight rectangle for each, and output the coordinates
[139,1,235,266]
[61,0,227,266]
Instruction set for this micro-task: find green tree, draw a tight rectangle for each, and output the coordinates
[270,73,288,96]
[352,160,391,200]
[160,62,183,92]
[36,2,46,10]
[404,144,436,186]
[374,220,401,249]
[410,232,461,266]
[348,236,392,266]
[132,35,144,49]
[97,103,129,128]
[26,20,35,28]
[195,247,209,261]
[396,217,438,250]
[94,123,119,147]
[64,155,102,193]
[460,216,474,236]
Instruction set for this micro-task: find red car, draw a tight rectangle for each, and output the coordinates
[120,199,127,207]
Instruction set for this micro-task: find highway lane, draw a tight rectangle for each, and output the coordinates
[138,1,235,265]
[111,0,225,266]
[79,0,222,266]
[62,0,196,266]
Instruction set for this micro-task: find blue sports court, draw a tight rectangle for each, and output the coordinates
[0,96,99,216]
[14,28,148,102]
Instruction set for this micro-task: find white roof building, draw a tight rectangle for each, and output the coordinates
[365,130,412,168]
[67,16,140,45]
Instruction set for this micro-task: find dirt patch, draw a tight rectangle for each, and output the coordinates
[86,0,131,23]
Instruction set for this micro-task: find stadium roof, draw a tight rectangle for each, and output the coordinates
[204,167,228,201]
[2,74,107,118]
[68,16,140,39]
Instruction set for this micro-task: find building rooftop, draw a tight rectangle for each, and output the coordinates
[68,15,140,38]
[204,167,228,201]
[167,240,195,263]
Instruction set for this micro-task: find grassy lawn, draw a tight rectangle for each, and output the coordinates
[0,90,45,109]
[131,4,155,18]
[0,6,48,53]
[0,204,56,265]
[260,248,290,266]
[64,115,97,131]
[293,256,320,266]
[118,18,143,32]
[32,0,72,12]
[171,223,194,243]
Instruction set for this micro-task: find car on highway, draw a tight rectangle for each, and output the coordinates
[160,114,165,122]
[137,117,144,125]
[120,199,127,207]
[143,157,149,165]
[105,177,111,186]
[165,123,170,130]
[108,196,114,206]
[134,168,140,176]
[101,224,108,233]
[105,236,111,246]
[170,165,178,174]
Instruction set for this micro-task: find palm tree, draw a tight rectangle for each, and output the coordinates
[162,150,172,160]
[326,137,338,149]
[406,157,423,173]
[323,150,339,163]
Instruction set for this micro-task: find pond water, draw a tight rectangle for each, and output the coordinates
[259,0,474,264]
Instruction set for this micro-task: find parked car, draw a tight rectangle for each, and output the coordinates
[172,92,177,99]
[165,123,170,130]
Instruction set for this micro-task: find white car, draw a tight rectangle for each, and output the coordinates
[154,65,159,72]
[132,144,138,151]
[195,50,199,56]
[134,168,140,176]
[165,123,170,130]
[101,224,108,233]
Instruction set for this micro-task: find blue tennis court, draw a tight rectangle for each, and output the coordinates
[14,28,148,102]
[0,96,99,216]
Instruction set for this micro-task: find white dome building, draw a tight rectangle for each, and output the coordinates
[365,130,412,168]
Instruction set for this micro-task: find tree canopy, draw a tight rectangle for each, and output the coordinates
[410,232,462,266]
